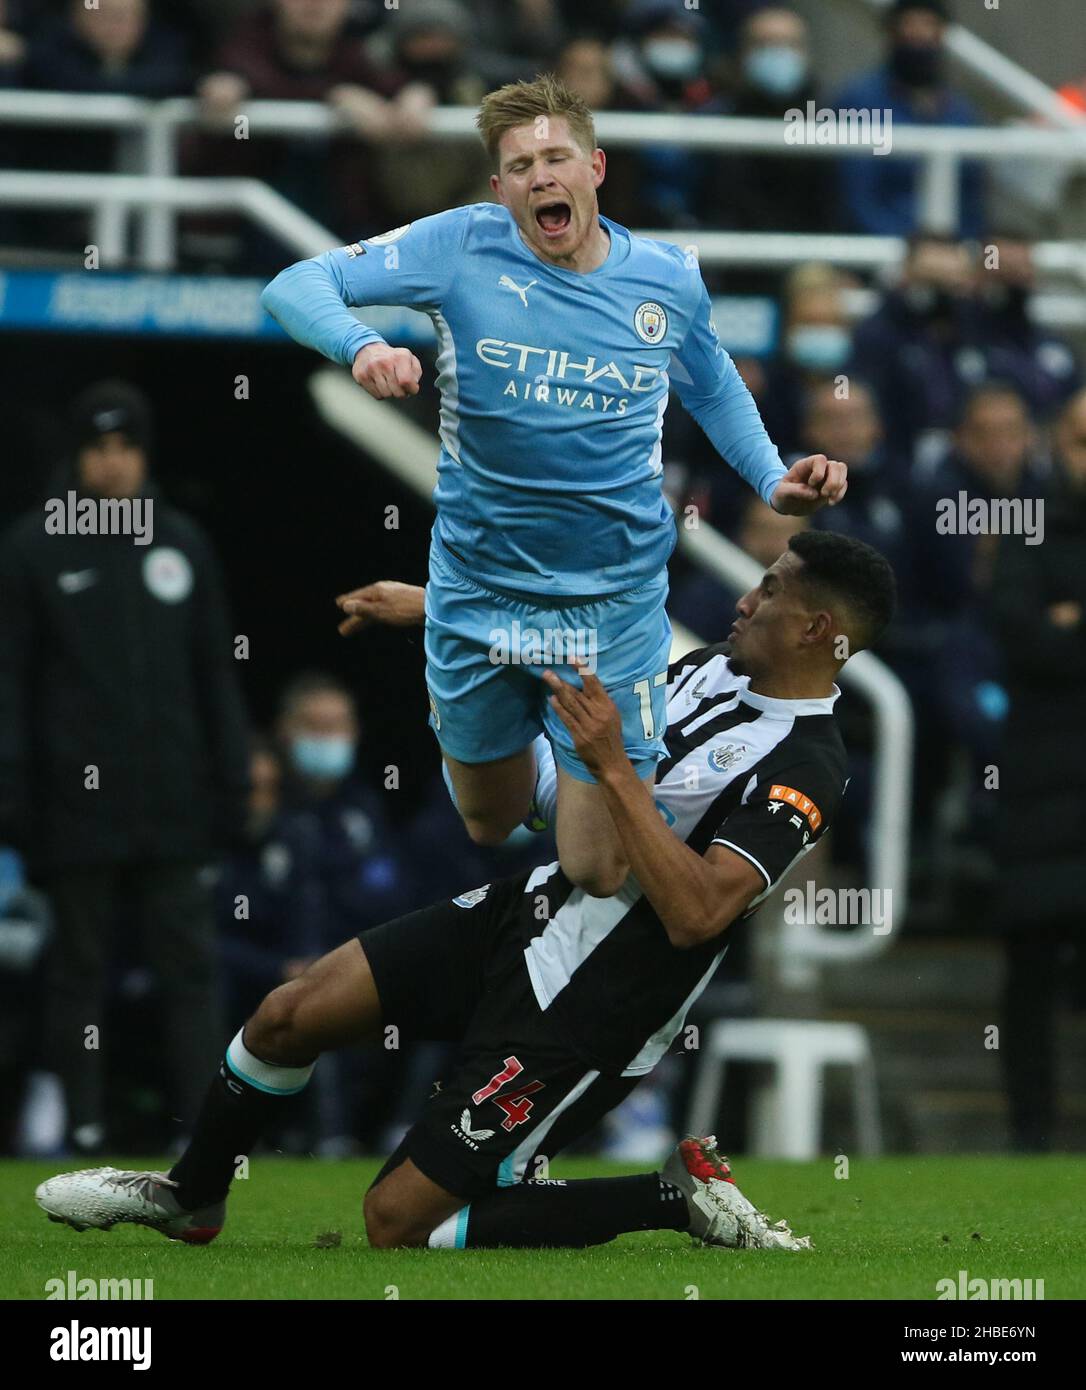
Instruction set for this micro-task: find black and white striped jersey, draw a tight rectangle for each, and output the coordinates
[516,642,849,1076]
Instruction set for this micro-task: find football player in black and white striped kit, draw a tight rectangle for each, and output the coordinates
[36,532,896,1254]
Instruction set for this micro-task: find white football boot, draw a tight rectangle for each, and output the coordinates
[35,1167,225,1244]
[663,1136,812,1251]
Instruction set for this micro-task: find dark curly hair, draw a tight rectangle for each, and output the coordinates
[787,530,897,653]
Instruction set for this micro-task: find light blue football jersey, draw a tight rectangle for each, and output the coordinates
[262,204,786,597]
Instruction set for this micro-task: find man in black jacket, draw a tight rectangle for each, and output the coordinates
[0,380,250,1153]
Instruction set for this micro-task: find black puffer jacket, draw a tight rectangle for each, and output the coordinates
[0,483,250,872]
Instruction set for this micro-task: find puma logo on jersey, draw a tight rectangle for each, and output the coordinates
[499,275,537,307]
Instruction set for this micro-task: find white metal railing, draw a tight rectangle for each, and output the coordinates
[5,167,1085,306]
[642,230,1086,281]
[3,92,1086,267]
[0,170,336,267]
[308,365,912,967]
[5,170,1086,305]
[857,0,1083,130]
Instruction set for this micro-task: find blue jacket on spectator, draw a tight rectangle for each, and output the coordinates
[848,289,989,467]
[833,68,984,237]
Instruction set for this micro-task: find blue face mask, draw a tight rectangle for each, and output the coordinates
[291,736,355,781]
[744,45,808,97]
[786,325,851,374]
[643,38,702,81]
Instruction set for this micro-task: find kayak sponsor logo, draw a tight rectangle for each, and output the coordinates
[767,784,822,831]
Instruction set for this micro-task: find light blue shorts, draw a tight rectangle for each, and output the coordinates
[424,537,671,782]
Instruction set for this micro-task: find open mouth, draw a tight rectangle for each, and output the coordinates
[535,201,572,237]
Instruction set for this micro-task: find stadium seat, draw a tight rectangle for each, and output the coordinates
[686,1018,883,1160]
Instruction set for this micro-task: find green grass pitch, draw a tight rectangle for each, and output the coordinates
[3,1155,1083,1300]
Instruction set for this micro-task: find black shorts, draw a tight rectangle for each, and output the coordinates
[360,874,640,1200]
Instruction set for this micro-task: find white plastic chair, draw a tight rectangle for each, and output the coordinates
[686,1018,882,1159]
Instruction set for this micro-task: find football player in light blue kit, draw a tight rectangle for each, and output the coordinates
[262,73,848,897]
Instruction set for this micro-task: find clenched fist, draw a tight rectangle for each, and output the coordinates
[770,454,848,516]
[352,343,423,400]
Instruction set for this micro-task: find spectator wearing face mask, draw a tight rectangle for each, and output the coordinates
[272,673,415,959]
[974,232,1082,424]
[706,6,836,235]
[271,673,419,1152]
[833,0,984,238]
[759,263,855,458]
[610,0,724,229]
[848,233,987,471]
[363,0,493,223]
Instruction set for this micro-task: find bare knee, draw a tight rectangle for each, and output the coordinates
[245,982,318,1066]
[564,856,629,899]
[363,1184,427,1249]
[461,813,519,848]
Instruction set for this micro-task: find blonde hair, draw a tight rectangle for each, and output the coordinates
[476,73,597,171]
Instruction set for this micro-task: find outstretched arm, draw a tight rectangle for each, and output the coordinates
[335,581,425,636]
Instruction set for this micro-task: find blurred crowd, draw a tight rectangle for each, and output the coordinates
[5,0,1085,261]
[667,227,1082,864]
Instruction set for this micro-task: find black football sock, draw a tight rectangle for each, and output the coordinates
[430,1174,689,1249]
[168,1026,315,1209]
